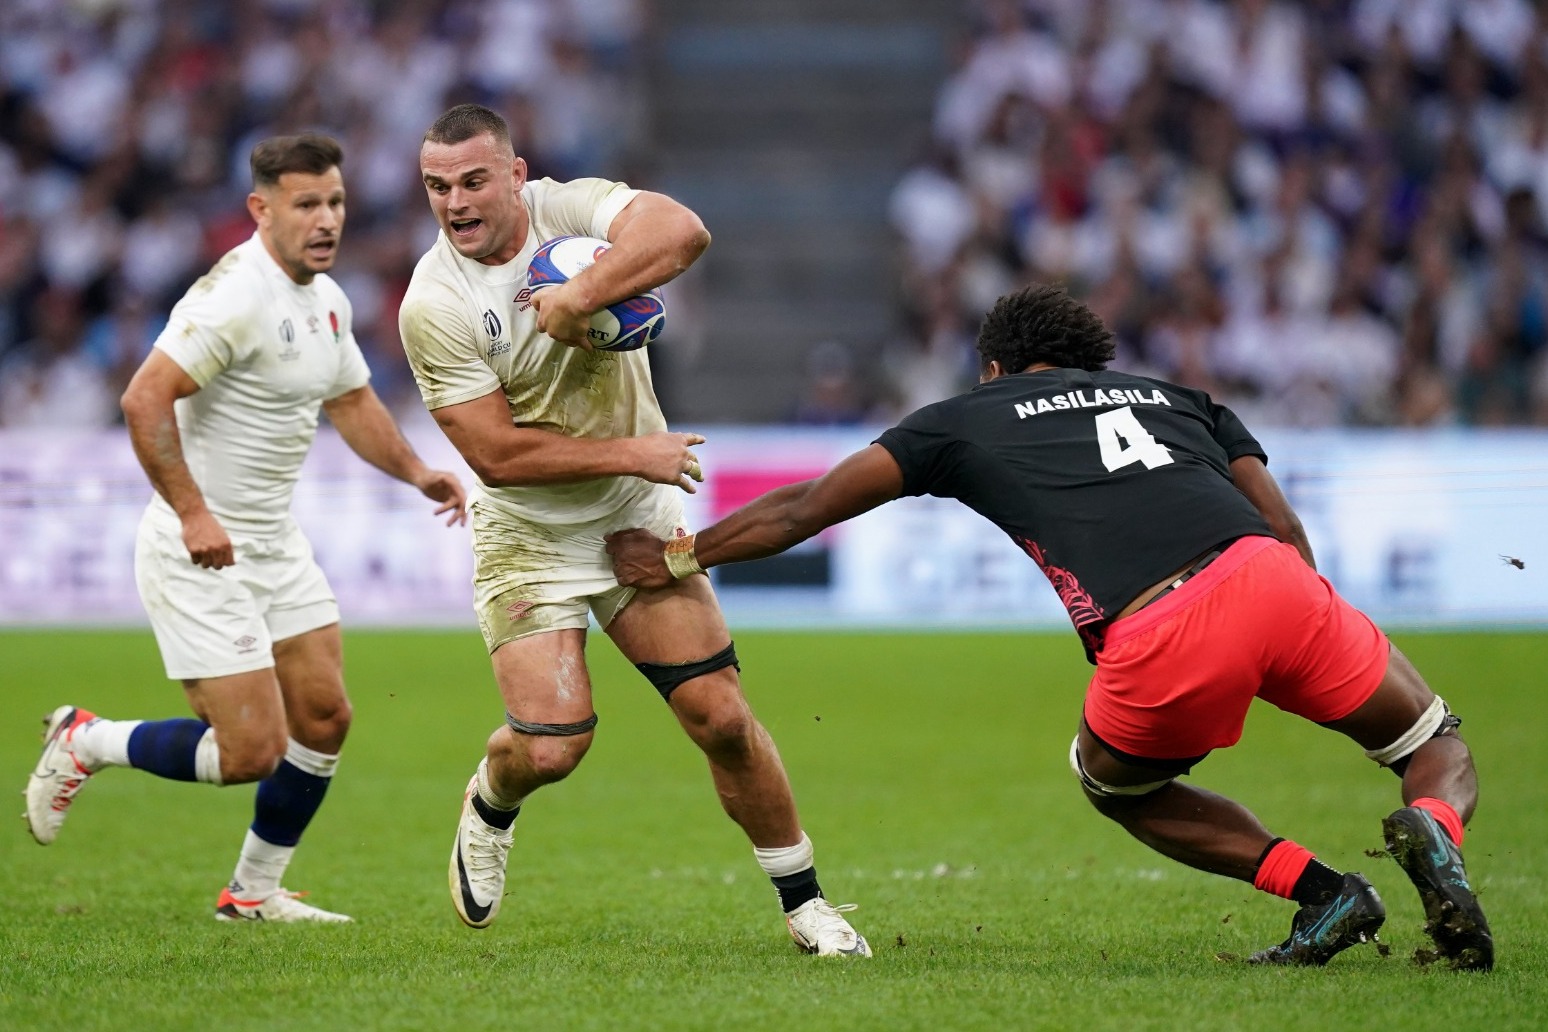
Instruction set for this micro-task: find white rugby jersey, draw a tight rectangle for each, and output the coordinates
[147,233,371,537]
[399,176,666,525]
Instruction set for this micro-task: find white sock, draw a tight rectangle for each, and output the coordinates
[476,756,524,811]
[72,718,142,771]
[195,728,222,785]
[754,832,814,878]
[284,737,340,777]
[231,829,295,902]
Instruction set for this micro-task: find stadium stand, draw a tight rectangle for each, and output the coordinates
[2,0,1546,429]
[0,0,649,426]
[883,0,1548,428]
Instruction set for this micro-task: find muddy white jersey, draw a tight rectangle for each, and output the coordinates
[148,233,371,538]
[398,176,666,525]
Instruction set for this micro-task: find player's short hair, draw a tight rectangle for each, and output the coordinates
[250,134,344,188]
[975,283,1116,374]
[423,104,513,153]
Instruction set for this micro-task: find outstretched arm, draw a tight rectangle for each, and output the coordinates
[431,387,706,493]
[534,191,710,348]
[324,384,468,526]
[608,444,906,589]
[1230,455,1314,569]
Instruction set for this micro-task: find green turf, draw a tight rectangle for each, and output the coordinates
[1,628,1543,1031]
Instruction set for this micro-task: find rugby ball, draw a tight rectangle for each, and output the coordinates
[526,235,666,352]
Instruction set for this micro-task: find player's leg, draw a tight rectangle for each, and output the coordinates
[604,575,870,957]
[450,626,598,929]
[1071,721,1385,966]
[1317,644,1491,971]
[25,519,283,846]
[212,621,353,923]
[1074,538,1384,965]
[448,500,603,929]
[26,668,281,845]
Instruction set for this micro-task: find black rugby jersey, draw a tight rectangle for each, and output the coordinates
[876,368,1272,649]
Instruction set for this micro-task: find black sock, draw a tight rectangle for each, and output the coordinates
[471,793,520,830]
[772,866,822,913]
[1291,858,1345,906]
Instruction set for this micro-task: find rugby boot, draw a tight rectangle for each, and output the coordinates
[25,706,99,845]
[215,885,351,922]
[1383,806,1493,972]
[786,898,872,957]
[1248,872,1385,966]
[448,767,513,928]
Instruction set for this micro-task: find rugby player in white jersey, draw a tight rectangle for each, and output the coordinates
[24,134,468,923]
[398,104,868,956]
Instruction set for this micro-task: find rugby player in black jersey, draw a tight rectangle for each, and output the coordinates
[607,283,1493,971]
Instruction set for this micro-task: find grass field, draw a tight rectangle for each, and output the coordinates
[1,628,1544,1031]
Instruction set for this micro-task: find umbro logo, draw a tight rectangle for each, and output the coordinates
[234,635,258,654]
[513,289,533,312]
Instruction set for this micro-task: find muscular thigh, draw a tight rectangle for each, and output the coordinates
[273,622,348,741]
[606,574,731,666]
[491,628,596,724]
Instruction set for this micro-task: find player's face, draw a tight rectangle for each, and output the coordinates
[420,134,529,266]
[249,167,346,285]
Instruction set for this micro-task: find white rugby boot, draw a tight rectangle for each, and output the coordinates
[786,898,873,957]
[25,706,99,845]
[215,885,352,923]
[448,770,513,928]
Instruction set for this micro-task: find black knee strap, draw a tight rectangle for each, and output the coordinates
[636,641,740,701]
[505,713,598,736]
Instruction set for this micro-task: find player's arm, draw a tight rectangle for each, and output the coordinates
[431,387,707,493]
[120,350,233,569]
[533,192,710,348]
[322,384,469,526]
[1230,455,1315,570]
[608,444,905,589]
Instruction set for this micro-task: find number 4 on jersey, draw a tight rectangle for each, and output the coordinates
[1095,406,1174,472]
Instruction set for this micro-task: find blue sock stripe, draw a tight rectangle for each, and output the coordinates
[251,759,333,848]
[126,719,210,782]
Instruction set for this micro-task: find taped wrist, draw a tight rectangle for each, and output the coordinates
[664,534,704,579]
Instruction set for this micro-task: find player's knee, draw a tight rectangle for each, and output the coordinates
[1068,736,1173,814]
[298,696,352,753]
[1365,695,1462,776]
[683,699,757,759]
[522,733,592,784]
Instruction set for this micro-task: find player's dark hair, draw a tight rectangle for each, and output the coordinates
[975,283,1116,373]
[250,133,344,188]
[424,104,513,152]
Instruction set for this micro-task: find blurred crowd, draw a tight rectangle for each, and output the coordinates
[0,0,647,428]
[881,0,1548,427]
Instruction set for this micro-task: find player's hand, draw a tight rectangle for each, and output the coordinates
[531,283,594,350]
[181,510,235,569]
[605,529,673,589]
[415,468,468,526]
[631,431,706,493]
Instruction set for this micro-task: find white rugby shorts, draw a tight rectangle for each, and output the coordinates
[472,482,687,652]
[134,513,339,680]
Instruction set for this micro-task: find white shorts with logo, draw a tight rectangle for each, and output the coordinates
[472,483,687,652]
[134,511,340,680]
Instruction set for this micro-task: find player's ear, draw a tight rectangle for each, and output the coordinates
[511,156,527,191]
[246,190,268,226]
